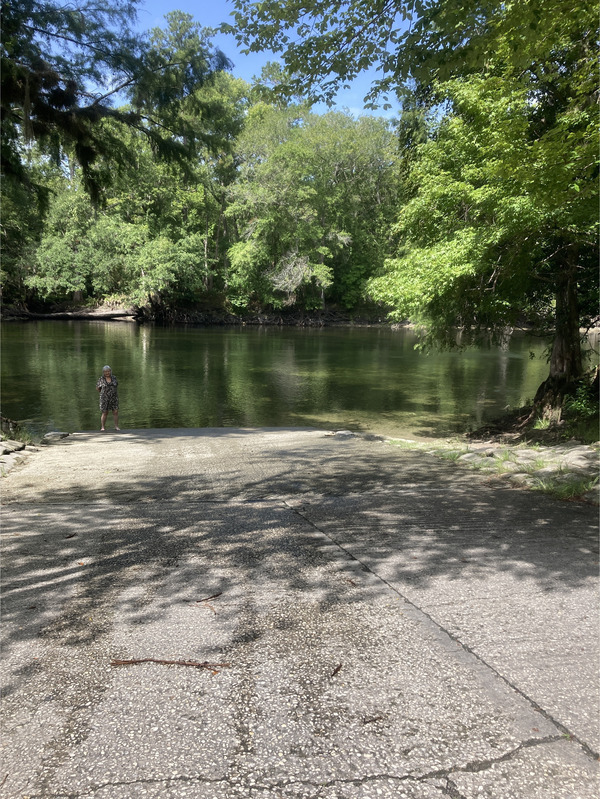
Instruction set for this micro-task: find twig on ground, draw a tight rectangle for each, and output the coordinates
[195,592,223,603]
[110,658,230,674]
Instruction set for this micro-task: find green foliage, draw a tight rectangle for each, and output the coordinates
[86,218,150,296]
[26,190,97,298]
[226,239,273,309]
[533,475,598,502]
[24,174,224,307]
[226,106,397,310]
[1,166,49,303]
[225,0,597,108]
[25,189,147,299]
[12,65,253,309]
[1,2,230,203]
[561,377,600,441]
[228,0,598,398]
[564,384,599,420]
[370,78,545,338]
[368,67,597,373]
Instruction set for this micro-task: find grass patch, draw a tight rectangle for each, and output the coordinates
[533,418,552,431]
[436,450,468,462]
[517,457,550,474]
[532,475,599,501]
[389,439,469,462]
[388,439,423,450]
[1,427,34,445]
[388,436,598,502]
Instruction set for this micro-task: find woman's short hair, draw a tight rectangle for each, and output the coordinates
[102,365,111,372]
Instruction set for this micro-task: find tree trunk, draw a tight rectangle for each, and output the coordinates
[204,216,212,291]
[533,246,583,420]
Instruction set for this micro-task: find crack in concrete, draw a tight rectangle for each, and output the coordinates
[440,779,468,799]
[286,502,599,764]
[420,734,564,781]
[17,735,574,798]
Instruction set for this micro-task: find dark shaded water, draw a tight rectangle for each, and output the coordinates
[1,321,555,439]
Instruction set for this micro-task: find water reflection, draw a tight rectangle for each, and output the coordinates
[1,321,563,439]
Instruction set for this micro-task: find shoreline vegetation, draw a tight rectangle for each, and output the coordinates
[2,301,394,327]
[5,301,597,335]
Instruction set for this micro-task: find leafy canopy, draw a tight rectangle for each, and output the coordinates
[224,0,596,106]
[1,1,230,200]
[369,74,597,343]
[226,105,397,310]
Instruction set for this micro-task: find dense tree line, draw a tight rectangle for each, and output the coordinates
[4,82,398,313]
[230,0,599,414]
[2,0,598,415]
[1,3,398,314]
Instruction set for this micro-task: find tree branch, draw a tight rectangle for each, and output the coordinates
[90,60,191,105]
[23,24,123,59]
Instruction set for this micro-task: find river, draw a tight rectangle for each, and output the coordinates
[1,321,559,439]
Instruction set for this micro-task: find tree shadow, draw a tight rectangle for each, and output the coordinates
[2,429,597,702]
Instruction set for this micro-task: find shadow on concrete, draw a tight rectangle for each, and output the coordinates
[2,434,597,666]
[1,425,596,715]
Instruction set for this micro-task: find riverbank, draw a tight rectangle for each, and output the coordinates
[388,435,599,503]
[1,301,394,327]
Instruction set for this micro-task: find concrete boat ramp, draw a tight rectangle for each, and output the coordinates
[1,428,598,798]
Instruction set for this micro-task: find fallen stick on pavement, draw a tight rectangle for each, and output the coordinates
[195,592,223,603]
[362,716,385,725]
[111,658,230,674]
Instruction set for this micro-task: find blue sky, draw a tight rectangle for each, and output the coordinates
[136,0,400,117]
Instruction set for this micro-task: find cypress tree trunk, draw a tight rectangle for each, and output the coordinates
[533,246,583,420]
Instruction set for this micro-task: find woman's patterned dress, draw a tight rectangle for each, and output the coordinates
[96,375,119,411]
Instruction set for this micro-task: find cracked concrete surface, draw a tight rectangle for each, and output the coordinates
[1,428,598,798]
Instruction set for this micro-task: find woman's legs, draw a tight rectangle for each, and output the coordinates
[101,411,108,430]
[113,409,120,430]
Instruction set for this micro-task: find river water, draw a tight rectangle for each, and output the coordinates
[1,321,558,439]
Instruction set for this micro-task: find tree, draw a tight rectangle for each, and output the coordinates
[0,144,63,304]
[225,0,595,106]
[370,79,596,322]
[368,74,597,417]
[2,5,239,307]
[1,1,230,201]
[23,69,251,310]
[226,105,397,311]
[226,0,598,411]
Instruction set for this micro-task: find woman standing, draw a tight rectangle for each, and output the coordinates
[96,365,120,431]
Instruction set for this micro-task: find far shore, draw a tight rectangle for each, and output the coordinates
[6,303,597,335]
[2,303,394,327]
